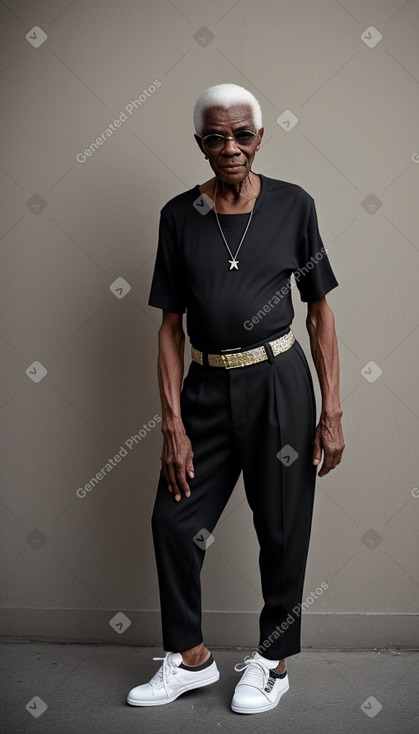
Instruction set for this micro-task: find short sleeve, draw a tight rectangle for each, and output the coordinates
[294,198,338,303]
[148,207,186,313]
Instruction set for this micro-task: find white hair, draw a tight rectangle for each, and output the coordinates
[193,83,262,136]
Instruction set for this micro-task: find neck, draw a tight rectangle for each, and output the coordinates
[214,171,259,204]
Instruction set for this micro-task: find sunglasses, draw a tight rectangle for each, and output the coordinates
[201,130,258,150]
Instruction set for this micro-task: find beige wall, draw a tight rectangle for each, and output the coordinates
[0,0,418,648]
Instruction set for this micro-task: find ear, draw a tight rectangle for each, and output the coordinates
[194,133,206,155]
[256,127,264,151]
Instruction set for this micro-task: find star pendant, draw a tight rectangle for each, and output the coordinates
[228,258,239,270]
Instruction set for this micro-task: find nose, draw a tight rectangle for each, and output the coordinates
[222,137,241,155]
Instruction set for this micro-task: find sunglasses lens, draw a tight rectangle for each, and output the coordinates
[235,131,256,145]
[202,131,257,150]
[204,134,225,149]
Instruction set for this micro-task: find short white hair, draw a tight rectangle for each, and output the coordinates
[193,83,262,136]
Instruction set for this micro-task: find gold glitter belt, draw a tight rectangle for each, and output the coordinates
[191,330,295,369]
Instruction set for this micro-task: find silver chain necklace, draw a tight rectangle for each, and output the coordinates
[213,180,255,271]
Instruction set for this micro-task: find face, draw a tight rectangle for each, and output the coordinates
[195,103,264,185]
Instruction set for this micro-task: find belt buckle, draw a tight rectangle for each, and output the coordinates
[222,352,244,369]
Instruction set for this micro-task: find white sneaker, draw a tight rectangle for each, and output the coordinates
[126,651,220,706]
[231,651,289,714]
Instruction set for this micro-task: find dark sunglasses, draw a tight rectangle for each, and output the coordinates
[201,130,258,150]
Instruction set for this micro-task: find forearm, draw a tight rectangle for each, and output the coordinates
[157,322,185,428]
[306,301,342,419]
[157,315,194,498]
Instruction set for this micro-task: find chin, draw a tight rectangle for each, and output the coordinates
[219,167,249,181]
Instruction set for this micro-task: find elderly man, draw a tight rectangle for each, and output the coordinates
[127,83,344,714]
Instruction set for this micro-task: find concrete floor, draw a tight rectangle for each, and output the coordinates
[0,642,417,734]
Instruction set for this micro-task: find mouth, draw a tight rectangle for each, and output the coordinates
[221,164,245,171]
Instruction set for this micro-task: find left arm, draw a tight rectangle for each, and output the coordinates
[306,297,345,477]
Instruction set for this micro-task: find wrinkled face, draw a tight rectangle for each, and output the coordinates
[195,103,264,186]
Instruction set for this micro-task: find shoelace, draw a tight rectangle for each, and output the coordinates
[234,658,270,689]
[149,655,178,695]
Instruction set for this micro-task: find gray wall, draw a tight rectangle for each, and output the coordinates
[1,0,418,649]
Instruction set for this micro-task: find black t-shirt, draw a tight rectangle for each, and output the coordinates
[148,173,338,352]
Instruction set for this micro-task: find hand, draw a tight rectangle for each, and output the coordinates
[313,413,344,477]
[160,420,195,501]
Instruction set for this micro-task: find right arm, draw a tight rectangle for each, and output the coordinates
[157,310,194,501]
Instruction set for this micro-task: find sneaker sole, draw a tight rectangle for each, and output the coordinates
[231,682,289,714]
[126,670,220,706]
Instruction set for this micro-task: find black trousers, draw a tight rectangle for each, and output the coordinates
[151,335,317,661]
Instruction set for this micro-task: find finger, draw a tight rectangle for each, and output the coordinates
[318,463,331,477]
[186,457,195,479]
[185,443,194,479]
[174,465,191,497]
[318,450,338,476]
[168,482,180,500]
[317,435,345,476]
[312,434,322,466]
[166,464,182,501]
[161,467,173,493]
